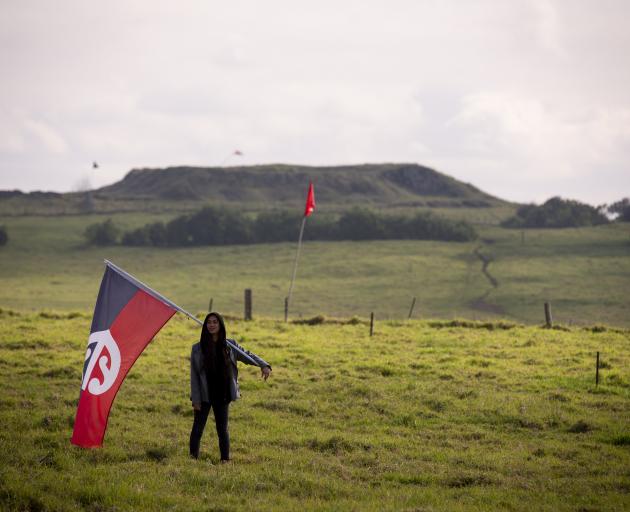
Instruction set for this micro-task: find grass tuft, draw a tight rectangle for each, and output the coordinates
[609,434,630,446]
[306,436,360,454]
[145,447,169,462]
[5,339,50,350]
[292,315,326,325]
[446,473,493,488]
[42,366,77,379]
[567,420,592,433]
[429,319,518,330]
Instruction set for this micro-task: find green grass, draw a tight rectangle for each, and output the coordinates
[0,311,628,511]
[0,214,629,326]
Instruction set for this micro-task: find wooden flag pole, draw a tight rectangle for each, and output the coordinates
[286,216,307,321]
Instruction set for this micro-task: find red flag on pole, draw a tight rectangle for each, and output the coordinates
[304,182,315,217]
[71,263,176,448]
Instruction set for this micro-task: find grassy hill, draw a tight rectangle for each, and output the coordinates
[0,163,511,218]
[0,313,628,510]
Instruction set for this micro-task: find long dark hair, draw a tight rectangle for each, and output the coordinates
[199,312,230,372]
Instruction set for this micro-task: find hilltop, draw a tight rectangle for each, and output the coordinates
[0,163,508,216]
[99,163,501,206]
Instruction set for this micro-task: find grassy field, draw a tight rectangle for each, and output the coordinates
[0,311,628,511]
[0,214,628,327]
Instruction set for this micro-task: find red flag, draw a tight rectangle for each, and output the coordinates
[304,182,315,217]
[71,264,176,448]
[233,150,243,156]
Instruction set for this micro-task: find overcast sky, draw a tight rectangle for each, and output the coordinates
[1,0,629,205]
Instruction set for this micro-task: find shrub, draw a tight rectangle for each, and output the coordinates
[607,198,630,222]
[184,207,252,245]
[84,219,119,246]
[502,197,609,228]
[122,222,167,246]
[337,208,386,240]
[254,210,301,243]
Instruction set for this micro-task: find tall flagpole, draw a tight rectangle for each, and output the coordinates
[285,216,307,321]
[285,182,315,322]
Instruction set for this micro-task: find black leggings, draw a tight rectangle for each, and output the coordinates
[189,401,230,460]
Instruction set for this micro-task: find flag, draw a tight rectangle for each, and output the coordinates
[304,182,315,217]
[233,150,243,156]
[71,263,176,448]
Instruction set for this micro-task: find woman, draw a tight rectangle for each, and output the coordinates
[189,312,271,461]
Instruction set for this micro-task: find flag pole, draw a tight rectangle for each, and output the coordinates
[285,216,307,321]
[103,259,258,365]
[285,181,315,321]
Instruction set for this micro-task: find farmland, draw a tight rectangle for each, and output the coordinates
[0,312,628,511]
[1,206,629,511]
[0,214,628,327]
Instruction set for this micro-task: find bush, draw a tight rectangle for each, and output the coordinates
[0,225,8,246]
[607,198,630,222]
[502,197,609,228]
[254,210,301,243]
[121,222,167,246]
[186,207,253,245]
[121,207,478,247]
[84,219,119,246]
[337,208,386,240]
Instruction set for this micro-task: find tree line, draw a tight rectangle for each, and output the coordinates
[607,198,630,222]
[84,207,478,246]
[0,225,7,247]
[501,196,629,229]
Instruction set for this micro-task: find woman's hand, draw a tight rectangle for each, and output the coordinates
[192,403,201,411]
[261,366,272,381]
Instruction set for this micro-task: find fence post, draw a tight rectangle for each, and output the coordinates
[544,302,552,328]
[208,298,213,313]
[284,297,289,323]
[244,289,252,321]
[596,351,600,386]
[408,297,417,319]
[370,312,374,337]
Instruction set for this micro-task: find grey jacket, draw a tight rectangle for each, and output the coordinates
[190,339,270,404]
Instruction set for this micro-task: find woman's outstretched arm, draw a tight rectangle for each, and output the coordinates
[229,339,272,380]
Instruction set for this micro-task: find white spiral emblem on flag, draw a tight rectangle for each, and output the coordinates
[81,330,121,395]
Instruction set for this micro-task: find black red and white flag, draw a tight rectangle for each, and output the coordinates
[71,262,176,448]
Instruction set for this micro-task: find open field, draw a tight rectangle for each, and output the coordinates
[0,311,628,511]
[0,214,628,327]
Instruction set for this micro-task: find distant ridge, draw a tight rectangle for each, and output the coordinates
[0,163,508,216]
[98,163,503,206]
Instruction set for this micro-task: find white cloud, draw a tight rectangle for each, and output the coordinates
[23,119,69,154]
[530,0,566,57]
[1,0,629,204]
[449,92,630,179]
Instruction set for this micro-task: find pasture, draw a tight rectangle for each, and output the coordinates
[0,214,628,326]
[0,311,628,511]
